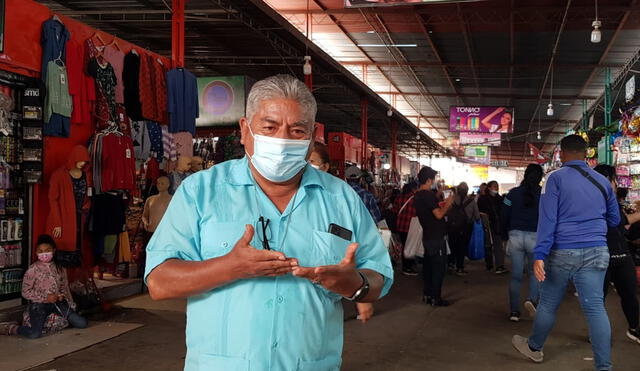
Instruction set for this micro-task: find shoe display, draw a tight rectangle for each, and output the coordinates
[524,300,537,318]
[509,312,521,322]
[512,335,544,363]
[627,328,640,345]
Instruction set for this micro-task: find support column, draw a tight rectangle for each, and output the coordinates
[361,99,368,170]
[581,99,588,131]
[604,67,612,164]
[171,0,186,68]
[391,120,397,171]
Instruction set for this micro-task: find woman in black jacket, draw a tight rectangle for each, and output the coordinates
[594,164,640,344]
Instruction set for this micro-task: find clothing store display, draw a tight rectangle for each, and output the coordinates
[142,190,171,232]
[66,39,95,126]
[100,133,136,192]
[161,125,177,162]
[140,54,168,124]
[115,104,131,135]
[166,68,198,135]
[90,193,126,236]
[131,121,151,161]
[168,170,189,195]
[145,157,161,184]
[193,137,216,164]
[102,45,125,104]
[46,146,90,252]
[88,58,117,130]
[123,51,143,120]
[146,121,163,160]
[41,18,70,82]
[44,61,73,137]
[22,80,46,121]
[174,131,193,158]
[118,231,132,263]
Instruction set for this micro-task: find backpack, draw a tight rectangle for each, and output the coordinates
[447,198,473,233]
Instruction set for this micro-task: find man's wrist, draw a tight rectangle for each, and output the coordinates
[345,270,364,298]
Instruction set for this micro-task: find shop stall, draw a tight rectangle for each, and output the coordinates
[0,0,198,308]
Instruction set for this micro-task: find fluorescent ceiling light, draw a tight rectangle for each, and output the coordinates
[366,30,375,34]
[357,44,417,47]
[560,103,572,106]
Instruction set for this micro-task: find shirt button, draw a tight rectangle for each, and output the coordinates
[277,296,284,303]
[222,242,229,248]
[272,341,278,348]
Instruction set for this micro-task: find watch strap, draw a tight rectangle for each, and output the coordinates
[345,271,370,302]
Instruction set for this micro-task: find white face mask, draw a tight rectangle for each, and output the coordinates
[310,163,321,170]
[246,124,311,183]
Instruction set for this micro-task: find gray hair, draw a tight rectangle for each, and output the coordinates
[246,74,317,127]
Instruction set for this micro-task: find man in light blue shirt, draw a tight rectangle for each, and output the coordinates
[145,74,393,371]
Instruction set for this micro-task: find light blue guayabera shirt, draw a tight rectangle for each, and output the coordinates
[145,157,394,371]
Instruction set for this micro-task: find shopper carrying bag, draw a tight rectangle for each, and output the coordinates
[404,216,424,259]
[468,220,485,260]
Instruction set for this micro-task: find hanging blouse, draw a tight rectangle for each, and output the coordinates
[88,58,117,130]
[103,45,125,104]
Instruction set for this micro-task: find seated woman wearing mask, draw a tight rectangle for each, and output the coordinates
[310,142,375,324]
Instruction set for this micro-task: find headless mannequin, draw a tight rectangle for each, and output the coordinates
[169,156,192,195]
[142,176,172,233]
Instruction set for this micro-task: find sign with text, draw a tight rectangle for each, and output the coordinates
[450,106,514,133]
[463,146,490,165]
[490,160,509,167]
[459,132,501,147]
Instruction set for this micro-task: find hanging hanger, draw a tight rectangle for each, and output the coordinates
[54,50,65,67]
[92,32,106,47]
[156,58,164,66]
[108,37,122,51]
[52,14,63,24]
[130,48,139,56]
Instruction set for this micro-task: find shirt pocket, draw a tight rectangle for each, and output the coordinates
[199,221,252,260]
[310,230,351,267]
[297,355,341,371]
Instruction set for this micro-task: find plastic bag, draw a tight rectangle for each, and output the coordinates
[404,217,424,259]
[467,220,485,260]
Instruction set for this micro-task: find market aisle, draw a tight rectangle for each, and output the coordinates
[29,260,638,371]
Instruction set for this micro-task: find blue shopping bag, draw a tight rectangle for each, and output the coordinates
[467,220,485,260]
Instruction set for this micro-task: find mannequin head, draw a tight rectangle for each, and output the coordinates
[156,176,170,193]
[66,145,90,171]
[190,156,204,172]
[177,156,192,173]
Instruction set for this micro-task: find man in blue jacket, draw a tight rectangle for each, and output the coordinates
[512,135,620,371]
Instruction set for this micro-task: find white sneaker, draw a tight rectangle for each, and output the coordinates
[524,300,537,319]
[512,335,544,363]
[627,328,640,345]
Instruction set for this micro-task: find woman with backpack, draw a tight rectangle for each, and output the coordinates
[447,182,479,276]
[501,164,543,322]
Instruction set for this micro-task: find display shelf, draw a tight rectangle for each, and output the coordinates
[0,265,22,270]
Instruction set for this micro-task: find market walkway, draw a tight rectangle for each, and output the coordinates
[27,260,639,371]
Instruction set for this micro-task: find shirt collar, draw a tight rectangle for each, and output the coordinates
[228,156,325,190]
[562,160,587,167]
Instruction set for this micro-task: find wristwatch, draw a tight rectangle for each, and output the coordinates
[344,271,370,302]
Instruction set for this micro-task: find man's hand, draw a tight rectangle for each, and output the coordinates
[292,243,362,298]
[534,260,546,282]
[226,225,298,279]
[46,293,58,303]
[356,302,374,323]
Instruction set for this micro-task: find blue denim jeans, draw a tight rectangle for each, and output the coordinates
[528,246,611,371]
[508,230,540,313]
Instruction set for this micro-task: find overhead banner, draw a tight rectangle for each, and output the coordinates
[459,132,501,147]
[450,106,514,133]
[196,76,254,127]
[463,146,490,165]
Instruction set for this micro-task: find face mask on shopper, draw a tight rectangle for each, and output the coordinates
[37,252,54,263]
[246,124,310,183]
[309,163,321,170]
[489,189,498,196]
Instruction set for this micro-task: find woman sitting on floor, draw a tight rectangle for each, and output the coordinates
[0,235,88,338]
